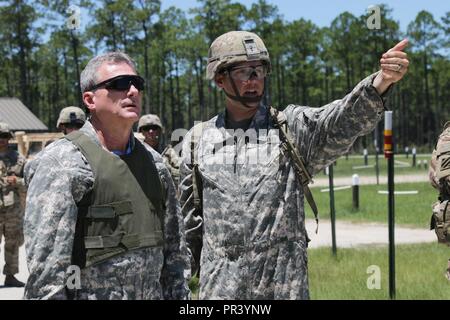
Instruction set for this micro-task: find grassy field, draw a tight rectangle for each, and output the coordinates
[309,242,450,300]
[320,154,431,178]
[308,181,436,228]
[190,243,449,300]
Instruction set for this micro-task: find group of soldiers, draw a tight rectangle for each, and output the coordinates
[0,30,447,300]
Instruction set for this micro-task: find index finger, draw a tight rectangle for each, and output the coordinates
[387,38,409,53]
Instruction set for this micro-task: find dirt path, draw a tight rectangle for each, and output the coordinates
[312,173,429,188]
[0,243,27,300]
[305,219,435,249]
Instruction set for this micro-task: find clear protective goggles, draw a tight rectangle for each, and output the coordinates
[227,64,268,81]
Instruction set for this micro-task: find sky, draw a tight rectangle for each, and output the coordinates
[160,0,449,32]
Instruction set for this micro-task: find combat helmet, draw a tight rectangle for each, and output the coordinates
[206,31,271,80]
[207,31,271,107]
[138,114,163,132]
[0,122,13,139]
[56,106,86,129]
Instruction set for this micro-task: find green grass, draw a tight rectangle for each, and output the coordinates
[308,182,436,228]
[189,243,449,300]
[321,154,431,178]
[309,242,450,300]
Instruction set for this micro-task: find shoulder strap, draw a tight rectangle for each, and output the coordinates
[190,124,204,212]
[269,106,319,233]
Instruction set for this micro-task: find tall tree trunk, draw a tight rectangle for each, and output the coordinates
[169,63,175,132]
[70,31,82,107]
[187,72,192,128]
[175,58,182,128]
[63,51,69,107]
[276,57,282,107]
[194,55,205,121]
[16,5,28,108]
[423,52,433,147]
[142,21,151,114]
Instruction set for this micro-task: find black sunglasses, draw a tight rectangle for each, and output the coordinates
[62,122,84,130]
[140,125,161,132]
[87,74,145,92]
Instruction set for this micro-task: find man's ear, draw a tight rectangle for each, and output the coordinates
[83,92,95,113]
[214,73,225,89]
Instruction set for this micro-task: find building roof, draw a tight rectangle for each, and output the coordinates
[0,97,48,132]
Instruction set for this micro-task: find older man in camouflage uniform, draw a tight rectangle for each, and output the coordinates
[56,106,86,135]
[0,122,26,287]
[24,52,190,299]
[138,114,181,187]
[179,31,409,299]
[429,121,450,280]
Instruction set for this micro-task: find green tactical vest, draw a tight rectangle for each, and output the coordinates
[65,131,165,268]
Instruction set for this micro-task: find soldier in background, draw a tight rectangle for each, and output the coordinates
[57,106,86,135]
[179,31,409,299]
[0,122,26,287]
[138,114,181,187]
[429,121,450,281]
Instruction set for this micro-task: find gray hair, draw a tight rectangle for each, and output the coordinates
[80,52,138,92]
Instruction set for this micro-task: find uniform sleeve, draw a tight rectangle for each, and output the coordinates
[11,153,26,186]
[178,129,204,277]
[429,149,440,190]
[157,161,191,300]
[285,72,389,175]
[23,150,92,300]
[434,127,450,190]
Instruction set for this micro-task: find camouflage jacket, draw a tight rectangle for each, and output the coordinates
[179,73,390,299]
[0,148,26,210]
[24,121,190,300]
[429,121,450,194]
[161,145,181,187]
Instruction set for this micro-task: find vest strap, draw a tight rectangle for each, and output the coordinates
[87,201,133,219]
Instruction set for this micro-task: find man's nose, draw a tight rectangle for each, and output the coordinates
[128,84,139,96]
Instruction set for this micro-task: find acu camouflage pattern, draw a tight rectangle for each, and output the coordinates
[24,121,190,299]
[179,72,389,299]
[162,145,181,188]
[0,149,26,275]
[429,121,450,245]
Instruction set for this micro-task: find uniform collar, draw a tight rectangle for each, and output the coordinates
[216,104,271,131]
[80,120,135,156]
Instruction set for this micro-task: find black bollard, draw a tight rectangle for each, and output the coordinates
[352,174,359,210]
[328,165,337,257]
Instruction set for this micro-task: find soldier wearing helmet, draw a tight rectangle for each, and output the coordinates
[138,114,181,187]
[56,106,86,135]
[179,31,410,299]
[429,121,450,281]
[0,122,26,287]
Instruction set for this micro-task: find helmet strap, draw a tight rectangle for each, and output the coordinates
[225,74,265,108]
